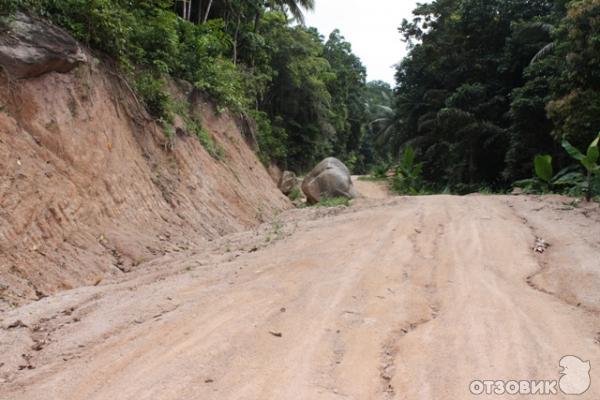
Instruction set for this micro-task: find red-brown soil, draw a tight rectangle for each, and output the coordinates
[0,61,290,309]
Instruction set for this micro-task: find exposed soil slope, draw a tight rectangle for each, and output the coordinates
[1,185,598,399]
[0,59,290,309]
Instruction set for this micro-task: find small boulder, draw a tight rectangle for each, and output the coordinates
[267,163,283,185]
[0,13,87,79]
[301,158,358,204]
[278,171,298,196]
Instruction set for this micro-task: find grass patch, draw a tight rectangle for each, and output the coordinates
[315,197,350,208]
[288,187,301,201]
[173,100,224,160]
[195,127,224,160]
[476,187,497,195]
[357,175,388,182]
[265,218,284,243]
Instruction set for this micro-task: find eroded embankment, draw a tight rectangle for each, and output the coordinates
[0,45,290,309]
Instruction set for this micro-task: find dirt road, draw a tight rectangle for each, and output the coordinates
[1,182,599,399]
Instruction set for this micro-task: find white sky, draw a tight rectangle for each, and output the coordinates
[305,0,420,85]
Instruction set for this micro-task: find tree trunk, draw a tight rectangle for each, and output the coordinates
[197,0,203,24]
[586,170,592,202]
[254,11,261,32]
[233,13,241,65]
[203,0,214,23]
[468,143,475,185]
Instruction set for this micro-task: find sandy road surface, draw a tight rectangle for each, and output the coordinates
[1,181,599,399]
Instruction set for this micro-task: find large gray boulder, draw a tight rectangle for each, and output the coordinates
[301,157,358,204]
[0,13,87,79]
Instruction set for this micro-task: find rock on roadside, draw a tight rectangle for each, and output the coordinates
[279,171,298,196]
[301,157,358,204]
[0,12,87,79]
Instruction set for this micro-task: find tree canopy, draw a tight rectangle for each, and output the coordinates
[3,0,599,189]
[389,0,600,192]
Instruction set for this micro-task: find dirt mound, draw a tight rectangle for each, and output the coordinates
[0,55,289,309]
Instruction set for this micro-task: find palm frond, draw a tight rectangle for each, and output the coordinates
[526,22,555,33]
[277,0,315,25]
[374,105,394,114]
[375,123,398,145]
[530,42,555,65]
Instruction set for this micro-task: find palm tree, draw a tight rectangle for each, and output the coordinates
[177,0,315,26]
[526,22,556,65]
[370,103,404,158]
[371,105,398,144]
[202,0,214,23]
[531,42,555,64]
[270,0,315,25]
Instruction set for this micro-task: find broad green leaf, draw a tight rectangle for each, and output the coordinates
[562,140,585,161]
[581,159,594,172]
[514,178,536,187]
[402,147,415,169]
[552,165,580,180]
[534,155,553,183]
[414,163,424,176]
[552,171,583,186]
[586,133,599,164]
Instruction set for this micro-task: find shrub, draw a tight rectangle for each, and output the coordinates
[129,6,179,72]
[513,133,599,198]
[562,133,600,200]
[513,155,584,194]
[172,101,223,160]
[2,0,46,18]
[315,197,350,207]
[8,1,253,119]
[288,187,301,201]
[134,71,173,123]
[176,19,251,111]
[391,147,424,195]
[249,110,287,165]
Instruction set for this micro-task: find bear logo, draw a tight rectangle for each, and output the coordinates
[559,355,591,395]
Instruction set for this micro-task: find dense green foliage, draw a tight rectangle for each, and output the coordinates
[364,81,395,167]
[5,0,599,194]
[2,0,377,172]
[387,0,600,193]
[391,147,425,195]
[513,155,584,195]
[562,133,600,199]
